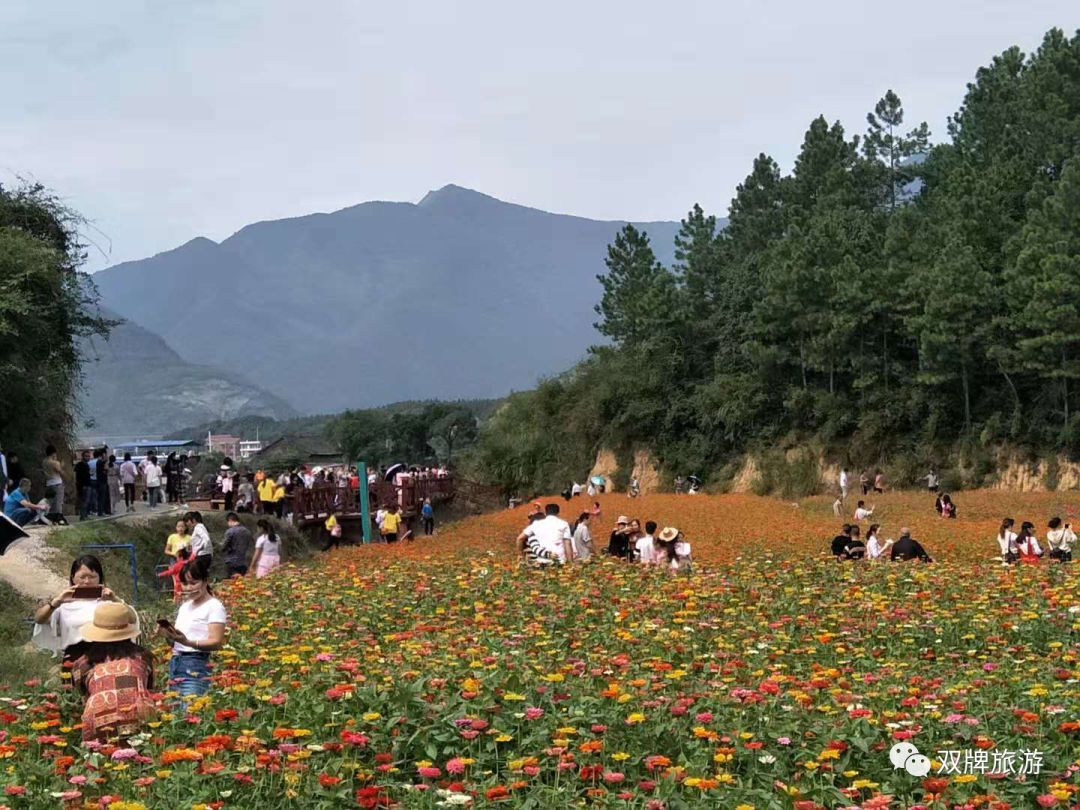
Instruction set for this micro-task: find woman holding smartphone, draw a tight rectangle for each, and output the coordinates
[33,555,128,665]
[157,557,226,697]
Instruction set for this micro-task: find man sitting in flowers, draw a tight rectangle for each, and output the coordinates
[517,503,573,564]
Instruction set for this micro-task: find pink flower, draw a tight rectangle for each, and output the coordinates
[777,737,792,745]
[983,662,998,671]
[68,776,87,785]
[460,730,479,740]
[695,712,714,723]
[315,652,334,661]
[603,771,625,784]
[111,748,138,760]
[417,766,441,779]
[524,707,545,720]
[591,724,607,733]
[1036,796,1059,808]
[60,790,82,800]
[446,758,465,775]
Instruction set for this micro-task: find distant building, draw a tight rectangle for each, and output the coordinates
[238,440,263,460]
[112,439,201,461]
[207,433,241,459]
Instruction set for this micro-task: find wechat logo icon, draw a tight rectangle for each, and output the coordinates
[889,742,931,777]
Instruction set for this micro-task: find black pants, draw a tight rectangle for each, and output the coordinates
[224,491,234,510]
[226,563,248,577]
[383,532,397,543]
[124,483,135,508]
[423,517,434,535]
[97,481,109,515]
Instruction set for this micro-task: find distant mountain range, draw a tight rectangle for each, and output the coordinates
[78,309,297,434]
[90,185,686,415]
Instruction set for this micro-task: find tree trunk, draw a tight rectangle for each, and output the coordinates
[1063,349,1070,426]
[961,361,971,434]
[882,326,889,392]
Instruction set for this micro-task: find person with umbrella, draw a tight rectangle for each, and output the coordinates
[687,475,702,495]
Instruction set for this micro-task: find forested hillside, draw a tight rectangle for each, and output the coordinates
[471,29,1080,494]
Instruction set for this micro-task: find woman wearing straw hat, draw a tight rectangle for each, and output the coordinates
[657,527,693,573]
[72,602,156,743]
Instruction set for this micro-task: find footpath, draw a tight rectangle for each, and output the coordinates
[1,502,183,601]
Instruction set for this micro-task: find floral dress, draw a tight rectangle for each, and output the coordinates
[73,656,156,742]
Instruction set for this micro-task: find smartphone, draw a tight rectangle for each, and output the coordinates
[72,585,103,600]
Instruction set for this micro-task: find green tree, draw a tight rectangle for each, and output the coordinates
[863,90,930,211]
[1009,158,1080,428]
[0,183,111,479]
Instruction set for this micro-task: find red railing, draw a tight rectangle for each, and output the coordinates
[292,475,457,520]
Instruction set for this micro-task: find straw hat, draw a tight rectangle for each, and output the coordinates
[616,515,629,525]
[658,527,681,543]
[80,603,139,643]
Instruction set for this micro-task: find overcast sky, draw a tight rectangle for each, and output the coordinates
[3,1,1077,271]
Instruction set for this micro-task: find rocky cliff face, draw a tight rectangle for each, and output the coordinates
[78,312,296,434]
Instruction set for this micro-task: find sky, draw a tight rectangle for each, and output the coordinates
[3,1,1078,272]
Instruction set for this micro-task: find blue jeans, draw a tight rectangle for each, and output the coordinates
[168,652,212,697]
[5,507,32,526]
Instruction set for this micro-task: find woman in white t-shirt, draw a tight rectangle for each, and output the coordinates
[865,524,893,560]
[250,518,282,578]
[157,557,226,698]
[997,517,1019,563]
[33,555,131,664]
[143,458,162,509]
[658,527,693,573]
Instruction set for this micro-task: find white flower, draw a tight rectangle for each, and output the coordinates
[758,754,777,764]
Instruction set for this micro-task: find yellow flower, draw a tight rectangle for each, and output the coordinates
[495,734,513,743]
[852,779,878,789]
[625,713,646,724]
[954,774,978,784]
[611,752,630,761]
[502,692,526,701]
[736,805,756,810]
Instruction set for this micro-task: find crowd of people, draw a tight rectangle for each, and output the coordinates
[517,502,692,572]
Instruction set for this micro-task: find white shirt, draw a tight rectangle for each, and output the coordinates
[173,596,226,654]
[1047,527,1076,552]
[839,471,849,489]
[572,522,593,559]
[119,460,138,484]
[854,507,873,521]
[671,540,692,569]
[33,598,140,655]
[866,535,889,560]
[1018,535,1043,556]
[524,515,572,563]
[635,535,662,564]
[190,523,213,557]
[143,463,162,487]
[375,509,387,528]
[571,482,582,496]
[997,530,1018,556]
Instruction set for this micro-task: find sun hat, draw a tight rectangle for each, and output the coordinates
[658,527,681,543]
[219,465,230,471]
[80,603,139,643]
[616,515,629,525]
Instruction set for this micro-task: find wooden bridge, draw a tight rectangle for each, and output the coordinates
[291,475,502,541]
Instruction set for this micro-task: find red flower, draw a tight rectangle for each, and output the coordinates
[319,774,343,788]
[214,708,238,722]
[485,786,511,801]
[922,777,948,794]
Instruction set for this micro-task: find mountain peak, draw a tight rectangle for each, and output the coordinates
[417,184,503,210]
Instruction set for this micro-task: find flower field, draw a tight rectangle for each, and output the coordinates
[2,491,1080,809]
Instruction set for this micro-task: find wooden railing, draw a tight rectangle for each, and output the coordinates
[292,475,458,520]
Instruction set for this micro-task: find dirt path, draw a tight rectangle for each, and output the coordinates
[1,504,183,601]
